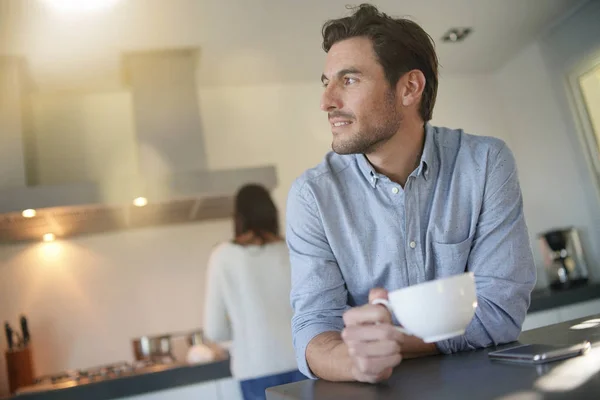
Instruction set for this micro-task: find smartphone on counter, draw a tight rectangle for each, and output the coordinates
[488,341,591,364]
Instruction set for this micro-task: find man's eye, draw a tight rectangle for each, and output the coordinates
[344,77,357,85]
[322,82,329,88]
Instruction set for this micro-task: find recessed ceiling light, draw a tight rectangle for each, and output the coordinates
[43,233,56,242]
[133,197,148,207]
[22,209,37,218]
[442,28,472,43]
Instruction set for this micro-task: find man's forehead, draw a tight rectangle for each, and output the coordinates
[323,38,377,78]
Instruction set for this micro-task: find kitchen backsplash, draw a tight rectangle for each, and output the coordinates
[0,220,231,395]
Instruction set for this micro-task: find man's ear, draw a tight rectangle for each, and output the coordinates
[397,70,426,107]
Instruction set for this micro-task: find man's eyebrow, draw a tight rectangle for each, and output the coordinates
[321,68,363,84]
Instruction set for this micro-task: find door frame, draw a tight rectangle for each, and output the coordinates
[566,51,600,204]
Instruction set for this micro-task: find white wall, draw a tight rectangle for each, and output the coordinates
[0,75,508,395]
[492,42,595,287]
[432,73,512,148]
[493,0,600,287]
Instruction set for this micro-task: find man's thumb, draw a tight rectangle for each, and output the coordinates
[368,287,389,303]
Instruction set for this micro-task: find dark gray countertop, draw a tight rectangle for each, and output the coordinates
[10,359,231,400]
[529,282,600,312]
[267,314,600,400]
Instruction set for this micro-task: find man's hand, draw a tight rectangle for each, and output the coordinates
[342,288,404,383]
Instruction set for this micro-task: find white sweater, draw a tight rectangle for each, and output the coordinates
[203,241,298,380]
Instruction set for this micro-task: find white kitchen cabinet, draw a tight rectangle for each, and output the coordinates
[215,377,243,400]
[522,299,600,331]
[559,299,600,322]
[522,308,561,331]
[112,377,243,400]
[114,381,218,400]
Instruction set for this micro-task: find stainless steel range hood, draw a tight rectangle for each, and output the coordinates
[0,50,277,243]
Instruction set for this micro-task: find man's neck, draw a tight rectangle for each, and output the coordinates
[365,119,425,187]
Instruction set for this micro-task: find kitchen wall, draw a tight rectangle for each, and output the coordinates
[0,74,508,395]
[493,0,600,286]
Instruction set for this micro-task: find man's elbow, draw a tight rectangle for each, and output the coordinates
[487,314,523,347]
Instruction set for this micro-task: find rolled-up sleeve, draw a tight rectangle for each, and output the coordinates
[437,143,536,354]
[286,181,348,378]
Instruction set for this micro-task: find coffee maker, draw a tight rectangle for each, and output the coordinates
[538,227,589,290]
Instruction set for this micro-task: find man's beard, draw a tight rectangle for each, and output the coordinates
[331,91,402,155]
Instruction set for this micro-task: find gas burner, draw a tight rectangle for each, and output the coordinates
[35,370,80,385]
[82,361,133,381]
[132,355,176,369]
[19,359,179,395]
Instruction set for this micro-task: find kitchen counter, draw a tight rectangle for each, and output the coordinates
[10,359,231,400]
[529,282,600,312]
[266,314,600,399]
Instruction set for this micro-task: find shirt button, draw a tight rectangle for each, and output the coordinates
[409,241,416,249]
[391,187,399,194]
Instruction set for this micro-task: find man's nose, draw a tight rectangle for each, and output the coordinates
[320,85,342,112]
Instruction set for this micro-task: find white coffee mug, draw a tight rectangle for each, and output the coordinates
[371,272,477,343]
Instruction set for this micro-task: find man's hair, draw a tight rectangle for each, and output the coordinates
[322,3,439,121]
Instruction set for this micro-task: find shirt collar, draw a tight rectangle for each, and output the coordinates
[355,123,436,188]
[355,152,378,188]
[418,122,435,181]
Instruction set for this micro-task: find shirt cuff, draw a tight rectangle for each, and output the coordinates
[293,322,344,379]
[435,339,453,355]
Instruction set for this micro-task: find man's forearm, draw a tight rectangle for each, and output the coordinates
[306,331,354,381]
[402,334,440,358]
[305,331,439,381]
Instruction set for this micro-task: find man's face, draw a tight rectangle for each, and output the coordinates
[321,37,402,155]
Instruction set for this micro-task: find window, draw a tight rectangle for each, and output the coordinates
[579,64,600,154]
[568,54,600,197]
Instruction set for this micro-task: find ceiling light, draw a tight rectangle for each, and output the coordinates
[442,28,472,43]
[43,233,56,242]
[22,209,37,218]
[133,197,148,207]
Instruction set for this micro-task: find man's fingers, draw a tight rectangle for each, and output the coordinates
[368,287,389,303]
[353,366,394,384]
[342,323,404,343]
[352,353,403,377]
[347,339,401,357]
[343,304,392,326]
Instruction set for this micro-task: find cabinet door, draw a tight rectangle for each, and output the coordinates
[114,381,218,400]
[216,378,243,400]
[522,309,561,331]
[558,299,600,323]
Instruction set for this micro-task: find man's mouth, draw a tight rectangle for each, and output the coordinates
[331,121,352,127]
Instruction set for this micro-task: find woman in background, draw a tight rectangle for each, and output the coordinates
[203,184,305,400]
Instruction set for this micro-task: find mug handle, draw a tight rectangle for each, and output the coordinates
[371,298,411,336]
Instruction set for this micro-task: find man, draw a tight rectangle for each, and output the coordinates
[285,4,536,383]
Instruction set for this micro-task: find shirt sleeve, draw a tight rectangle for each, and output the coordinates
[286,180,348,379]
[436,143,537,354]
[203,245,233,343]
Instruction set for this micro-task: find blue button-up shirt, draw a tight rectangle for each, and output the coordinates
[286,123,536,378]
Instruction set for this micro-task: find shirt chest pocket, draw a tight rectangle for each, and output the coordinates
[431,235,473,278]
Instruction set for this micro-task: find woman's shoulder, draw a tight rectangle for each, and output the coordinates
[209,241,240,261]
[211,240,288,263]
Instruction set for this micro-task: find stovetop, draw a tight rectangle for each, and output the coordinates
[16,359,180,395]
